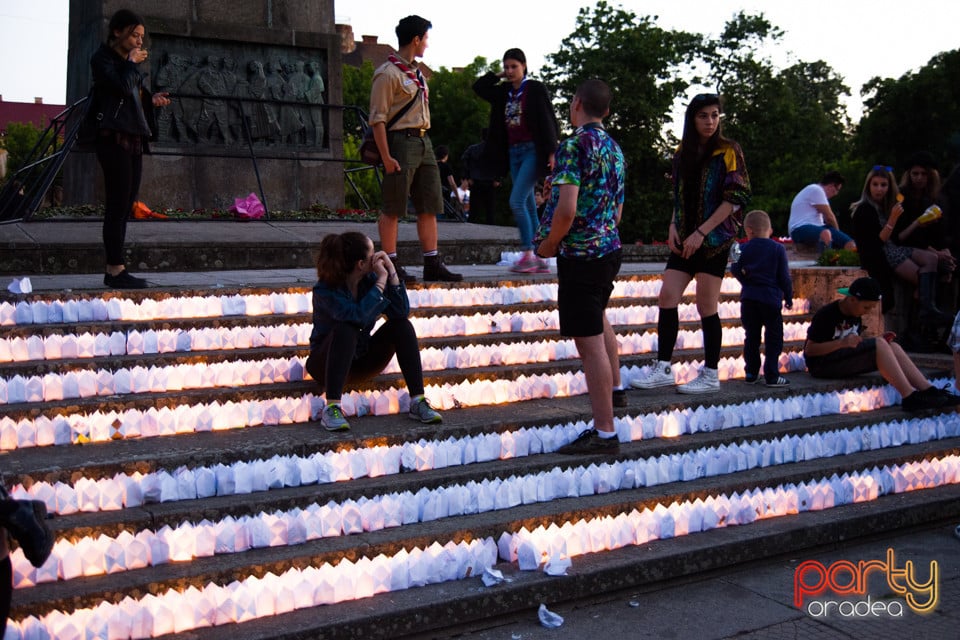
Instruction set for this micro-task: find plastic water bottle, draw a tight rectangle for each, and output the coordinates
[728,241,741,264]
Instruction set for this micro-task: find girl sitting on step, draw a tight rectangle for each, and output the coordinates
[306,232,442,432]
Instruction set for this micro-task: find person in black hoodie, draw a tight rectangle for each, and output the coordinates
[473,48,558,273]
[89,9,170,289]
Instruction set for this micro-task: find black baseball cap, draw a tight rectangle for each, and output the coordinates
[837,277,882,301]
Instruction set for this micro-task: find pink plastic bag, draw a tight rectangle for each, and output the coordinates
[230,193,265,221]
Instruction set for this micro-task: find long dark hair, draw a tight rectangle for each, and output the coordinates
[315,232,370,287]
[503,48,528,76]
[680,93,728,222]
[106,9,144,44]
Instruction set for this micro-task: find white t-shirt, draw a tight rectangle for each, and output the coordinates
[788,183,829,233]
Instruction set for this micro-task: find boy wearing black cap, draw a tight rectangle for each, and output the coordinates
[804,276,957,411]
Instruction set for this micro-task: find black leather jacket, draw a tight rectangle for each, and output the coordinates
[89,43,155,141]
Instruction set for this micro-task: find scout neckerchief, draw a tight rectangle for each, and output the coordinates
[388,54,428,103]
[505,77,528,127]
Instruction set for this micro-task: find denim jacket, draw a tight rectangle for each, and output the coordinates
[309,273,410,354]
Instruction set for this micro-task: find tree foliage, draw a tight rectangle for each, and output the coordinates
[0,121,47,182]
[854,49,960,170]
[540,1,701,242]
[333,9,956,243]
[700,12,850,233]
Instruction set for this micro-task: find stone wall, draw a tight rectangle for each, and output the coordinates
[792,266,881,337]
[63,0,343,212]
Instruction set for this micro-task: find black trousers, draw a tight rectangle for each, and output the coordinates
[741,299,784,383]
[95,136,143,266]
[305,318,426,400]
[470,181,497,225]
[0,555,9,638]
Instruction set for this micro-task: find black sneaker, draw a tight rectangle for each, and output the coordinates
[556,429,620,455]
[104,270,148,289]
[923,385,960,406]
[3,499,54,567]
[902,389,947,412]
[744,373,761,384]
[612,389,628,407]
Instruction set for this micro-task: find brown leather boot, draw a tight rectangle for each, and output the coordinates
[423,254,463,282]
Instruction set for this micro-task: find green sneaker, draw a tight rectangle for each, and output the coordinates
[408,397,443,424]
[320,404,351,431]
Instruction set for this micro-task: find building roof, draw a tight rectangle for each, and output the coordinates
[0,96,67,135]
[336,25,433,79]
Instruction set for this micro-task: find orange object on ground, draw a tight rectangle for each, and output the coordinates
[132,201,168,219]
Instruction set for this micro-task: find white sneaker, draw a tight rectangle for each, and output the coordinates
[631,360,675,389]
[677,367,720,394]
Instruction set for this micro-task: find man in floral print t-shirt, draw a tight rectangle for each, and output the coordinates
[536,79,627,455]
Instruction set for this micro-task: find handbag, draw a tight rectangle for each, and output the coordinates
[359,89,420,166]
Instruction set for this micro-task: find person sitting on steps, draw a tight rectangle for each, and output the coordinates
[804,277,959,412]
[305,232,442,432]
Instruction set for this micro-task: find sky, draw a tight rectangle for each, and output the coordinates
[0,0,954,126]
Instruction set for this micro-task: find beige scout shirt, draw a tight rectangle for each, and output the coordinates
[369,56,431,131]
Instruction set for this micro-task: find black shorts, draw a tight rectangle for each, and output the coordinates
[557,249,622,337]
[805,338,878,378]
[666,246,729,278]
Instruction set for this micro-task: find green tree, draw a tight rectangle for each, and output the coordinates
[854,49,960,171]
[340,61,379,209]
[540,1,701,242]
[1,121,46,181]
[342,132,382,210]
[427,56,497,179]
[701,12,851,232]
[341,60,375,137]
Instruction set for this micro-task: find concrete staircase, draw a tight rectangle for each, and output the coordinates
[3,272,960,639]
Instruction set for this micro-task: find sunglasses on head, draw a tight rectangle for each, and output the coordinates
[691,93,719,103]
[872,165,893,173]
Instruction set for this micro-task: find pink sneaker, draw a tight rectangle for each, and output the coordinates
[535,258,550,273]
[510,256,540,273]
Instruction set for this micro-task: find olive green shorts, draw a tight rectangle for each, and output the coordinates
[380,131,443,216]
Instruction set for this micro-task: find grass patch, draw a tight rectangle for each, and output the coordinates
[815,248,861,267]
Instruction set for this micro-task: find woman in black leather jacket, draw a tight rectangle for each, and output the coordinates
[90,9,170,289]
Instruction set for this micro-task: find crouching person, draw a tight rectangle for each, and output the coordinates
[804,276,959,411]
[306,232,442,431]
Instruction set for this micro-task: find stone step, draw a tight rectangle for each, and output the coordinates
[5,267,953,639]
[0,343,810,420]
[0,321,812,377]
[11,439,960,620]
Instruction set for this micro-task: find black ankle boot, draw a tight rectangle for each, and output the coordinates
[423,254,463,282]
[393,262,417,284]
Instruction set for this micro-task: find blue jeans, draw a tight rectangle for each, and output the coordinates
[508,142,539,250]
[790,224,853,250]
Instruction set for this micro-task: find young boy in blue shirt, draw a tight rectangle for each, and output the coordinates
[731,210,793,386]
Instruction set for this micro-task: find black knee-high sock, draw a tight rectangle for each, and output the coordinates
[702,313,722,369]
[657,307,679,362]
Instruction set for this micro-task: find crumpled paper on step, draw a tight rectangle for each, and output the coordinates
[538,603,564,628]
[7,277,32,294]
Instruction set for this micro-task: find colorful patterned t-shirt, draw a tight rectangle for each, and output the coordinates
[536,123,626,259]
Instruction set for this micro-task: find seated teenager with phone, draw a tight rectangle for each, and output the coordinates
[804,277,959,411]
